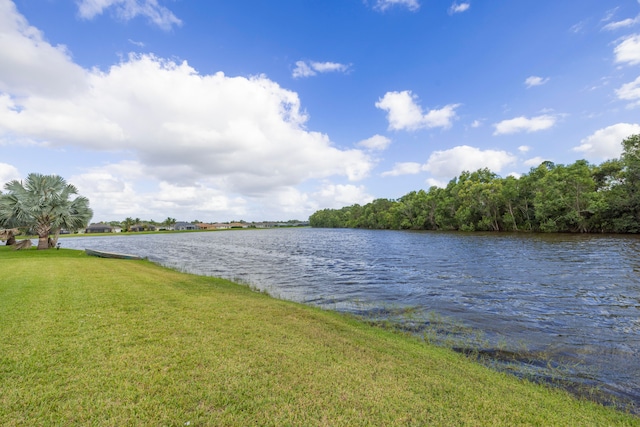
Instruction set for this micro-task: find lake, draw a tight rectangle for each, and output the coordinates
[59,228,640,409]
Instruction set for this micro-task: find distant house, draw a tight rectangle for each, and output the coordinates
[228,222,250,229]
[196,223,215,230]
[86,223,113,233]
[197,223,234,230]
[174,222,199,231]
[211,223,231,229]
[129,224,156,232]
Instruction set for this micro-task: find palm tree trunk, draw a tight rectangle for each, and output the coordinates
[37,235,49,250]
[36,223,51,250]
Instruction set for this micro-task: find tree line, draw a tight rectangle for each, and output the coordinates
[310,134,640,233]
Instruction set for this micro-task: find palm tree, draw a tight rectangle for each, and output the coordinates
[0,173,93,250]
[163,217,176,229]
[123,217,135,232]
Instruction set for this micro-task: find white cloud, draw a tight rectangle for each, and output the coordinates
[375,91,460,131]
[616,76,640,107]
[518,145,531,153]
[423,145,516,178]
[0,0,87,97]
[523,156,547,167]
[448,2,470,14]
[573,123,640,160]
[603,14,640,31]
[425,178,446,188]
[0,162,20,184]
[357,134,391,151]
[524,75,550,88]
[313,183,374,208]
[493,114,556,135]
[76,0,182,31]
[570,20,588,34]
[0,4,375,222]
[292,60,350,78]
[292,61,315,78]
[602,7,620,23]
[71,165,249,221]
[0,52,373,186]
[470,119,482,128]
[373,0,420,12]
[381,162,422,177]
[614,34,640,65]
[311,62,349,73]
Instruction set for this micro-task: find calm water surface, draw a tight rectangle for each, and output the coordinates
[60,228,640,408]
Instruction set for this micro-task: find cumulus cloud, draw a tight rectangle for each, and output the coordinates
[76,0,182,30]
[524,76,550,88]
[614,34,640,65]
[470,119,482,128]
[573,123,640,160]
[523,156,548,167]
[616,76,640,107]
[0,3,374,220]
[0,162,20,184]
[423,145,516,178]
[373,0,420,12]
[357,134,391,151]
[381,162,422,177]
[312,183,374,208]
[493,114,556,135]
[448,2,470,14]
[71,164,249,221]
[292,60,351,78]
[0,1,87,97]
[518,145,531,153]
[425,178,446,188]
[375,91,460,131]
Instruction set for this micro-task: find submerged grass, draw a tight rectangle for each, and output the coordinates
[356,306,638,414]
[0,246,637,425]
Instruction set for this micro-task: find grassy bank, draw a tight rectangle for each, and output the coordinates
[0,247,637,425]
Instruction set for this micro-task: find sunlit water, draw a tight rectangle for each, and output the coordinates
[60,228,640,409]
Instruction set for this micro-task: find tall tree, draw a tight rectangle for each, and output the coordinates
[619,134,640,231]
[533,160,598,232]
[0,173,93,250]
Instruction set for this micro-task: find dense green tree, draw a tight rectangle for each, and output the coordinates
[618,134,640,231]
[0,173,93,249]
[309,134,640,234]
[392,190,433,229]
[434,178,462,230]
[501,176,523,231]
[454,169,503,231]
[533,161,599,232]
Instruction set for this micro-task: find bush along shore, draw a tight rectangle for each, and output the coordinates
[0,246,638,425]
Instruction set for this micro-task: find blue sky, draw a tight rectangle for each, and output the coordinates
[1,0,640,223]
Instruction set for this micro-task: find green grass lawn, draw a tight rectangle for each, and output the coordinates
[0,246,637,426]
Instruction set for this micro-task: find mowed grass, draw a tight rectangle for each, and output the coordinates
[0,247,637,426]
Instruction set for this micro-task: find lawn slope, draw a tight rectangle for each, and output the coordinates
[0,247,637,426]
